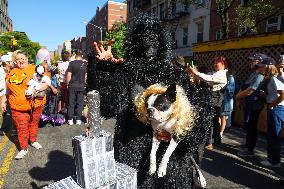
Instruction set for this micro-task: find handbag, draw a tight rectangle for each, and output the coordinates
[190,156,206,188]
[211,90,224,107]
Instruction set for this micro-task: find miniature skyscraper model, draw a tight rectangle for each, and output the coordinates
[44,90,137,189]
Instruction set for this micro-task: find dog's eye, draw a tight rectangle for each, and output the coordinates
[153,95,171,111]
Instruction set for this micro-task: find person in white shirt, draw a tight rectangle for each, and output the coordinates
[260,56,284,167]
[57,51,70,112]
[0,52,13,136]
[188,56,228,150]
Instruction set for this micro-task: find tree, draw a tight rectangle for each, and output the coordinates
[236,0,275,36]
[0,31,41,62]
[184,0,276,38]
[51,54,61,66]
[103,21,127,59]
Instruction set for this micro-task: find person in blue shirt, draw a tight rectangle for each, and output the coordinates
[260,56,284,167]
[236,53,274,157]
[220,62,236,140]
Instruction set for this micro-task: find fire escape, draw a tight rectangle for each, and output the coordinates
[162,0,191,49]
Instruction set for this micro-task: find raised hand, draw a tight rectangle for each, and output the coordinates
[93,40,124,64]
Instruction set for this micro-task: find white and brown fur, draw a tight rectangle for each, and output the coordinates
[134,83,195,177]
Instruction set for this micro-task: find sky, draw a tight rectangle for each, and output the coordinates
[9,0,125,51]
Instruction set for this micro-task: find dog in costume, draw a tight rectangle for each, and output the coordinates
[92,13,213,189]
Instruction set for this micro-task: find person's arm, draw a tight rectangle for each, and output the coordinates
[65,61,72,88]
[0,94,6,112]
[195,71,227,84]
[236,74,264,100]
[188,67,227,84]
[94,41,124,64]
[50,84,58,95]
[66,71,72,88]
[235,88,255,100]
[35,76,51,91]
[268,90,284,109]
[268,77,284,109]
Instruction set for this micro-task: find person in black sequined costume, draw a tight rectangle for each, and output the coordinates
[90,14,213,189]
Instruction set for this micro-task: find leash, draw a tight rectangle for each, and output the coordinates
[190,156,206,188]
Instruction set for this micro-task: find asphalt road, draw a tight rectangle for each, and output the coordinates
[0,118,283,189]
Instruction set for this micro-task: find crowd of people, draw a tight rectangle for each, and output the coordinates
[0,48,87,159]
[186,53,284,167]
[0,45,282,169]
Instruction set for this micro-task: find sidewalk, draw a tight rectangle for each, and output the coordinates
[203,126,284,189]
[102,118,284,188]
[0,119,283,188]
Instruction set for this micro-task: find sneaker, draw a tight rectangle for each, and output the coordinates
[237,149,254,157]
[31,141,42,149]
[15,149,28,160]
[67,120,74,125]
[260,160,281,168]
[76,120,82,125]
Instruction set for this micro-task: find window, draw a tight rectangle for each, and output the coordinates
[128,0,132,13]
[216,29,223,40]
[170,1,176,18]
[196,0,206,7]
[196,21,204,43]
[152,7,157,16]
[281,16,284,31]
[238,26,251,36]
[120,5,124,10]
[183,27,188,46]
[266,16,282,32]
[159,3,165,20]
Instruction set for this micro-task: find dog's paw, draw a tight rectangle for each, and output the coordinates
[157,164,167,177]
[149,164,157,175]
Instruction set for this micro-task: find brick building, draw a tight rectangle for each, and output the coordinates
[0,0,12,32]
[71,36,87,56]
[209,0,284,41]
[86,1,127,53]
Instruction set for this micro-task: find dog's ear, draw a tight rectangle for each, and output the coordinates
[164,83,176,103]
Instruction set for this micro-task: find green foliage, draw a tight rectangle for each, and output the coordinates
[103,21,126,59]
[0,31,41,63]
[185,0,275,38]
[51,54,61,66]
[236,0,274,34]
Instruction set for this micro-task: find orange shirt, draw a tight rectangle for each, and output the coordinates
[6,64,46,111]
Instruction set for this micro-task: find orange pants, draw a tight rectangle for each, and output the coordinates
[11,106,43,150]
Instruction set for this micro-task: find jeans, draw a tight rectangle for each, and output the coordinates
[267,105,284,164]
[244,108,262,152]
[67,88,85,120]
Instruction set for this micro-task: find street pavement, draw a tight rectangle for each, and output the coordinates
[0,118,283,189]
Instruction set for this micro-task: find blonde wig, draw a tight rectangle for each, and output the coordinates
[265,65,279,78]
[134,84,196,137]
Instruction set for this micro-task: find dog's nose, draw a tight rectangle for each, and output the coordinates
[147,108,154,116]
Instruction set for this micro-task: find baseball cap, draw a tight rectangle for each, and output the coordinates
[0,53,12,62]
[249,53,275,67]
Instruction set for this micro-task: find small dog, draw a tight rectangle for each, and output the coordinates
[134,83,196,177]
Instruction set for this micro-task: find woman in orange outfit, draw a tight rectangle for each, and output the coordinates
[0,50,50,159]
